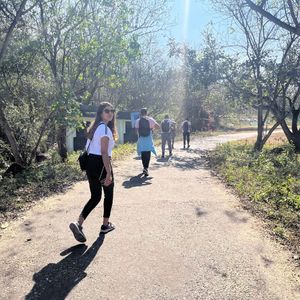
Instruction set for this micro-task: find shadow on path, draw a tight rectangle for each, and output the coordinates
[122,174,153,189]
[224,210,248,224]
[195,207,208,217]
[169,155,209,170]
[156,157,171,162]
[25,235,105,300]
[149,149,211,172]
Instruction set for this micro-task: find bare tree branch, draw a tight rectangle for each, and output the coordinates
[244,0,300,35]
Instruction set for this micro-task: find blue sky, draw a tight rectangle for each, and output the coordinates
[166,0,232,48]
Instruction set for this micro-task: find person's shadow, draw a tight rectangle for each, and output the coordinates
[122,173,153,189]
[156,157,170,162]
[25,234,105,300]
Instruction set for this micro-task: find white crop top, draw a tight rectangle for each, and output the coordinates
[86,123,115,157]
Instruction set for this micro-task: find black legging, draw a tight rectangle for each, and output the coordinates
[81,154,114,219]
[141,151,151,169]
[183,132,190,147]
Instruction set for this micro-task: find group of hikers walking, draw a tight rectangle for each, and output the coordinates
[135,108,191,176]
[70,103,191,243]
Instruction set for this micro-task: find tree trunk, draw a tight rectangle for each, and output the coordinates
[291,108,300,134]
[28,111,55,164]
[292,133,300,152]
[280,111,300,152]
[57,124,67,162]
[254,105,264,151]
[280,119,293,141]
[261,121,280,147]
[254,62,264,151]
[0,106,23,165]
[279,119,300,151]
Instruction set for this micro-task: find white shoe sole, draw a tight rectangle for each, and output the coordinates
[69,223,86,243]
[100,227,115,234]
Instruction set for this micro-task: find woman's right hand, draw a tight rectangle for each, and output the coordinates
[103,174,112,186]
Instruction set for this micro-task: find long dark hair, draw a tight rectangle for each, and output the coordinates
[87,102,117,140]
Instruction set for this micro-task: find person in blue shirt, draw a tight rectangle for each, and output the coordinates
[135,108,160,176]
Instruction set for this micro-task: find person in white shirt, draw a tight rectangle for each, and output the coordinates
[181,118,192,149]
[70,102,117,242]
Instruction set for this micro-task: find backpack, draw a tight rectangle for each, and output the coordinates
[183,120,189,133]
[161,119,170,133]
[138,117,151,137]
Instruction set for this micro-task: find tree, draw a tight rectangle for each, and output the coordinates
[213,0,300,151]
[0,33,56,165]
[244,0,300,35]
[36,0,169,160]
[212,0,283,150]
[0,0,170,165]
[0,0,40,165]
[264,36,300,150]
[108,47,181,117]
[169,29,237,131]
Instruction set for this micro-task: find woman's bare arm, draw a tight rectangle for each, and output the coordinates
[101,137,112,186]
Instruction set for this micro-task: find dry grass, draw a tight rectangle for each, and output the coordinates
[242,131,288,146]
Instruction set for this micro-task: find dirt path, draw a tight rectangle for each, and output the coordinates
[0,132,299,300]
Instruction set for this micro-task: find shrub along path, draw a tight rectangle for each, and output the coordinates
[210,137,300,250]
[0,132,299,300]
[0,143,136,225]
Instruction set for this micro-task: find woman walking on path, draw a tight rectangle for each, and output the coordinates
[135,108,160,176]
[70,102,117,243]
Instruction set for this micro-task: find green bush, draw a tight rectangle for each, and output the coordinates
[0,143,137,218]
[0,151,85,213]
[210,142,300,238]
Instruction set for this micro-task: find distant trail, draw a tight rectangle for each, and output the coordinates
[0,132,299,300]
